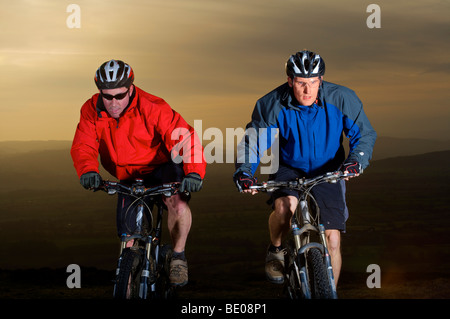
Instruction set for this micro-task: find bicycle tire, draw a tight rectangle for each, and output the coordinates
[114,248,144,299]
[306,248,333,299]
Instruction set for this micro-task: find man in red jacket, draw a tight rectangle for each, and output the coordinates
[71,59,206,287]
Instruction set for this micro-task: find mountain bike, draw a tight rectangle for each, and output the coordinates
[249,171,355,299]
[98,179,181,299]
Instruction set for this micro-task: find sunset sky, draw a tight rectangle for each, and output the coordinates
[0,0,449,142]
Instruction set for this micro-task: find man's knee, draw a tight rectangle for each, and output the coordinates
[325,230,341,252]
[272,196,298,224]
[274,196,298,216]
[164,194,189,215]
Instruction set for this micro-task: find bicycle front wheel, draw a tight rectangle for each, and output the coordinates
[306,248,334,299]
[114,248,144,299]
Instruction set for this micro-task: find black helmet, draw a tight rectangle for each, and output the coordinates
[285,50,325,78]
[95,59,134,90]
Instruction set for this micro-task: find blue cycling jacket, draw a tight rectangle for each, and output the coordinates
[235,81,377,177]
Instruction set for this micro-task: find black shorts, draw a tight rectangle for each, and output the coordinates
[269,164,349,232]
[116,161,188,237]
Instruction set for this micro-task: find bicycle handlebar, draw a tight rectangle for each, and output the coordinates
[96,179,181,198]
[248,171,357,192]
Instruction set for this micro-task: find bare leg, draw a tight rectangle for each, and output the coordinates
[268,196,298,247]
[325,229,342,285]
[164,194,192,253]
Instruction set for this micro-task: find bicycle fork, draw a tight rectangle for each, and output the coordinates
[141,203,164,299]
[113,234,127,297]
[319,224,338,298]
[140,203,164,299]
[291,220,310,299]
[290,199,337,299]
[137,235,152,299]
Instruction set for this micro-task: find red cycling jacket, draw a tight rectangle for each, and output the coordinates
[71,86,206,181]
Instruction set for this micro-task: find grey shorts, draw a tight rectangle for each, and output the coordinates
[269,164,349,232]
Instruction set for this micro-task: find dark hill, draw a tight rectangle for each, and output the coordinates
[370,137,450,161]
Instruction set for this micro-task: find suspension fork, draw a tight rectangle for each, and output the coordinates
[140,202,166,299]
[149,202,164,294]
[319,224,338,298]
[289,197,307,295]
[116,231,136,278]
[113,233,128,297]
[138,233,155,299]
[293,198,311,249]
[119,234,127,256]
[153,203,164,266]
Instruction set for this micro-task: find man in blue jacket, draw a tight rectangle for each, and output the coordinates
[233,50,376,286]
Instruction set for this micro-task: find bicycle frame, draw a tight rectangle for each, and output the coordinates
[99,180,179,299]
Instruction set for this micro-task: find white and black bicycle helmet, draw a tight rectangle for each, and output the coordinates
[285,50,325,78]
[95,59,134,90]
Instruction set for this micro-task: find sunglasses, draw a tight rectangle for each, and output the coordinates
[294,78,321,88]
[101,88,130,101]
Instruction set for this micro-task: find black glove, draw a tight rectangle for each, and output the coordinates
[179,173,203,192]
[233,171,257,192]
[80,171,102,189]
[340,161,362,174]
